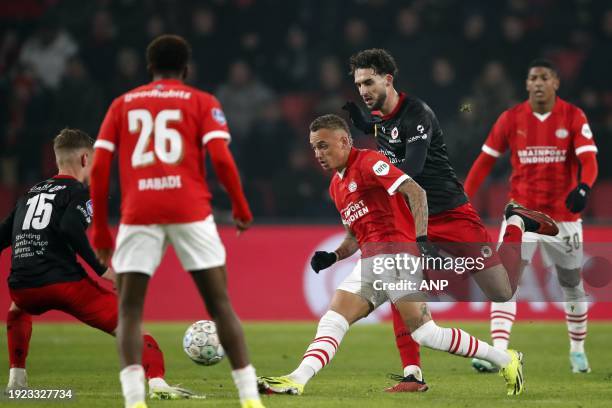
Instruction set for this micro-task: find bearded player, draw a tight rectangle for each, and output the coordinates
[465,59,598,374]
[342,48,558,391]
[89,35,263,408]
[1,128,188,399]
[257,114,525,397]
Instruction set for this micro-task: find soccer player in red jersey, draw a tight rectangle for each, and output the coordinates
[343,49,558,391]
[1,129,185,399]
[89,35,263,408]
[257,114,525,397]
[465,59,598,374]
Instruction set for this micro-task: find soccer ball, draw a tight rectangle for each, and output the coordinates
[182,320,225,365]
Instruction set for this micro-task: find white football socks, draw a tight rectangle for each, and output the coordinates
[411,320,511,368]
[288,310,349,385]
[119,365,145,408]
[231,364,260,403]
[562,282,588,353]
[490,301,517,350]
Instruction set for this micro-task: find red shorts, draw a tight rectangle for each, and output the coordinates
[9,276,118,334]
[428,202,501,270]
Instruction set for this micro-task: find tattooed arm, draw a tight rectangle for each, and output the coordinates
[334,225,360,261]
[396,177,428,238]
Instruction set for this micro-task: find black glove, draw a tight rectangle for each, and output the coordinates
[416,236,443,259]
[342,101,375,134]
[565,183,591,213]
[311,251,338,273]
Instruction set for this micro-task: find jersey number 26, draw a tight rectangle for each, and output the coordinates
[129,109,183,167]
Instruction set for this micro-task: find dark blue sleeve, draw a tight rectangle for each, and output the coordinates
[398,102,434,177]
[59,190,106,276]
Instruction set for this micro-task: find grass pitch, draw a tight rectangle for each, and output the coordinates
[1,321,612,407]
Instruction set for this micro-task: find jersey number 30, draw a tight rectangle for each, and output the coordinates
[129,109,183,167]
[23,193,56,230]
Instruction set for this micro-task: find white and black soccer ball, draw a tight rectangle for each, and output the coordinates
[183,320,225,366]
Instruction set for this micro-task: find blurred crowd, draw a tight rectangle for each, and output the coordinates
[1,0,611,222]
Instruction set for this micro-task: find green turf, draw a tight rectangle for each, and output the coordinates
[1,321,612,407]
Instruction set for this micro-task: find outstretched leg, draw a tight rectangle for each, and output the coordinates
[395,299,524,396]
[257,289,369,395]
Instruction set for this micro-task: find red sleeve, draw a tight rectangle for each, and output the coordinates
[361,151,410,195]
[90,99,120,250]
[578,152,598,187]
[207,139,252,222]
[481,111,510,158]
[94,98,121,153]
[90,145,114,249]
[464,152,497,199]
[571,107,598,157]
[201,95,231,147]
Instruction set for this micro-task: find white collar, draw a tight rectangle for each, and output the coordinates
[337,168,346,179]
[532,111,552,122]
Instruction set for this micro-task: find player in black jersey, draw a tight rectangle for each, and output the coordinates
[343,49,557,392]
[0,129,191,399]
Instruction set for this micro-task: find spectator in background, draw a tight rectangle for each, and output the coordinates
[458,13,491,85]
[580,9,612,92]
[424,57,466,122]
[242,99,295,215]
[190,7,226,90]
[216,60,274,145]
[385,8,428,91]
[472,61,517,128]
[81,10,117,90]
[53,56,104,137]
[339,18,371,62]
[272,25,313,92]
[498,15,534,82]
[111,48,145,99]
[18,21,77,89]
[313,56,349,117]
[272,146,333,218]
[7,65,53,184]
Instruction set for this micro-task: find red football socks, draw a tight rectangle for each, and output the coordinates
[390,303,421,369]
[142,334,165,380]
[7,309,32,369]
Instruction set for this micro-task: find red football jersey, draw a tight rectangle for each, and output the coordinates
[329,148,416,248]
[95,79,230,224]
[482,97,598,221]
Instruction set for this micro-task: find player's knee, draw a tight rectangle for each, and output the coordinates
[557,267,581,288]
[490,287,513,303]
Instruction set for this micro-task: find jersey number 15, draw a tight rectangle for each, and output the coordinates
[129,109,183,167]
[22,193,56,230]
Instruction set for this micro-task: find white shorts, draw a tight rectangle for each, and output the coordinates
[498,219,583,270]
[112,215,226,275]
[337,254,424,309]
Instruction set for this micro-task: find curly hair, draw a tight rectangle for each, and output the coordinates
[349,48,398,77]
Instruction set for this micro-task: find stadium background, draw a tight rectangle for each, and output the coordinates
[1,0,611,321]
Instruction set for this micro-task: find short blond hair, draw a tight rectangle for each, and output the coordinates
[53,128,94,166]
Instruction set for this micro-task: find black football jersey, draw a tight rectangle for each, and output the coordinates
[372,93,467,214]
[0,176,106,289]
